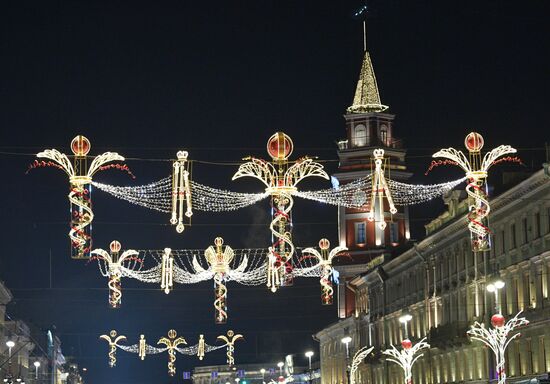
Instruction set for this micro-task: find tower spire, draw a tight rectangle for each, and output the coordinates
[346,51,388,114]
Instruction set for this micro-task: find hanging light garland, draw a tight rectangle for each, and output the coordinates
[110,332,236,375]
[32,135,129,259]
[301,239,348,305]
[232,132,329,292]
[367,149,397,230]
[170,151,193,233]
[432,132,517,251]
[91,240,141,308]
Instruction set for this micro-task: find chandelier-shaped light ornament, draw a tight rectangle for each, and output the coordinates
[100,330,127,368]
[91,240,140,308]
[197,334,206,360]
[192,237,248,324]
[301,238,348,305]
[382,338,430,384]
[217,330,244,367]
[368,149,397,230]
[350,345,374,384]
[161,248,174,294]
[138,334,147,360]
[35,136,126,259]
[433,132,516,251]
[468,311,529,384]
[170,151,193,233]
[232,132,329,292]
[157,329,187,377]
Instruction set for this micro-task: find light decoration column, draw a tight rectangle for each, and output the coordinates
[382,338,430,384]
[138,335,147,360]
[350,346,374,384]
[161,248,174,294]
[217,330,244,367]
[192,237,248,324]
[100,330,127,367]
[433,132,516,251]
[232,132,329,292]
[368,148,397,230]
[35,135,126,258]
[301,238,348,304]
[170,150,193,233]
[468,312,529,384]
[91,240,140,308]
[157,329,187,376]
[197,334,206,360]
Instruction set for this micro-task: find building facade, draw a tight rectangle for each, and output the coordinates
[316,168,550,383]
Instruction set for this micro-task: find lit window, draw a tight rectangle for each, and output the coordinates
[354,124,367,146]
[380,125,387,145]
[355,222,366,244]
[390,222,399,245]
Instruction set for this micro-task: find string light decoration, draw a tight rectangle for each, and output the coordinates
[91,240,141,308]
[301,239,348,305]
[191,237,249,324]
[382,338,430,384]
[99,330,127,368]
[350,346,374,384]
[217,330,244,367]
[161,248,174,294]
[170,151,193,233]
[433,132,516,251]
[34,135,127,259]
[157,329,187,377]
[232,132,329,291]
[467,312,529,384]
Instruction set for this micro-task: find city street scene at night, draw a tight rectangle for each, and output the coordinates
[0,1,548,384]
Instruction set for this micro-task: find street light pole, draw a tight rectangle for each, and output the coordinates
[305,351,314,384]
[486,277,505,314]
[341,333,352,384]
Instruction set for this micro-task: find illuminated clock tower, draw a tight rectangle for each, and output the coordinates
[332,50,412,318]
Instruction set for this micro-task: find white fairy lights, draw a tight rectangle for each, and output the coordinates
[170,151,193,232]
[350,346,374,384]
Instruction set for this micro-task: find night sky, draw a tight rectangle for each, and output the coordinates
[0,1,548,383]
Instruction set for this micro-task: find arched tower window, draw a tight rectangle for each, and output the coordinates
[354,124,367,147]
[380,124,388,146]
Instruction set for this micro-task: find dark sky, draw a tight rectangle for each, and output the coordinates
[0,1,548,383]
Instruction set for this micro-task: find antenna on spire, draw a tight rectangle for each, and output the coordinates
[363,20,367,52]
[353,2,369,52]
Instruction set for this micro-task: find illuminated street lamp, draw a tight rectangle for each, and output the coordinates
[33,362,40,379]
[399,311,413,339]
[487,276,505,313]
[277,361,284,376]
[260,368,266,384]
[305,351,314,384]
[5,341,15,357]
[341,332,352,384]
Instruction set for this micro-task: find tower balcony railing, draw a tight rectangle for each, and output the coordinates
[337,138,404,151]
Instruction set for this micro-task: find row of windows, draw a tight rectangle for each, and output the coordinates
[352,123,390,147]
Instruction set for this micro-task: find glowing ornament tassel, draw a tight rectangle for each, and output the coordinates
[157,329,187,377]
[170,151,193,233]
[468,312,529,384]
[232,132,328,292]
[433,132,516,251]
[301,239,347,305]
[382,338,430,384]
[138,334,147,360]
[197,334,206,360]
[91,240,140,308]
[100,330,127,368]
[217,330,244,367]
[35,135,126,259]
[368,149,397,230]
[161,248,174,294]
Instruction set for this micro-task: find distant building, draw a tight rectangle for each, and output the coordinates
[192,362,320,384]
[316,167,550,383]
